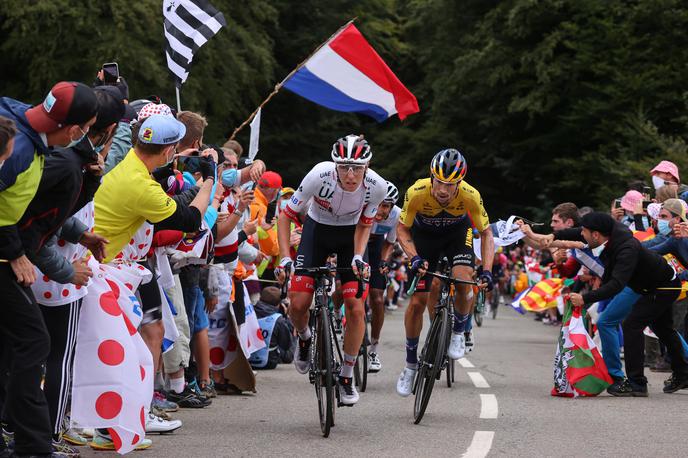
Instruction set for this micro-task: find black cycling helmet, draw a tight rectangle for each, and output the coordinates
[430,148,467,183]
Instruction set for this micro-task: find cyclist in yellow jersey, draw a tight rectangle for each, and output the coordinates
[395,148,495,397]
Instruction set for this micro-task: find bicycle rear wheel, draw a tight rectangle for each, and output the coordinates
[413,307,449,424]
[314,306,334,437]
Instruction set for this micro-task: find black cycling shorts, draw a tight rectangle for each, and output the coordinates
[412,217,475,293]
[366,235,386,290]
[137,261,163,323]
[292,216,357,294]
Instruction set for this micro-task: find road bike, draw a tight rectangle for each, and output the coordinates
[407,271,478,424]
[282,263,364,437]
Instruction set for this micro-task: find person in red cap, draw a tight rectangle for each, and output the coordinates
[0,81,97,456]
[249,171,283,275]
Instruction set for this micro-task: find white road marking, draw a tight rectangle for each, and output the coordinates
[462,431,495,458]
[458,357,474,368]
[479,394,498,419]
[467,371,490,388]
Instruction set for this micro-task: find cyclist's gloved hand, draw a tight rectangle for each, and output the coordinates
[275,257,294,283]
[351,254,370,280]
[479,270,494,291]
[198,157,216,182]
[409,255,427,274]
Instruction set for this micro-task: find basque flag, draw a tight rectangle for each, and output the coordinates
[283,24,419,122]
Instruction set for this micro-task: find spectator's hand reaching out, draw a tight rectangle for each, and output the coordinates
[249,160,266,182]
[674,222,688,238]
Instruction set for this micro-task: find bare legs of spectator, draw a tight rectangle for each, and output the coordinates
[141,321,164,373]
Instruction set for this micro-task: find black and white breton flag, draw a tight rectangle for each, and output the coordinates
[163,0,227,86]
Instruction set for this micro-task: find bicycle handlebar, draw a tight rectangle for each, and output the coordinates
[406,270,480,295]
[285,264,366,299]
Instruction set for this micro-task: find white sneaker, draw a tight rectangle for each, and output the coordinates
[294,337,311,374]
[338,376,360,405]
[145,413,182,434]
[386,304,398,311]
[448,332,466,360]
[465,330,474,353]
[368,352,382,372]
[396,367,416,397]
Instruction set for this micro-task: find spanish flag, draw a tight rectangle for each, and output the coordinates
[633,227,655,242]
[519,278,564,312]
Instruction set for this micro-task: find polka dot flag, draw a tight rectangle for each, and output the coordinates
[208,268,266,371]
[71,257,154,454]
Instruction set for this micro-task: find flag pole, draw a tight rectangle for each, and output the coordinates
[228,17,357,142]
[175,86,182,112]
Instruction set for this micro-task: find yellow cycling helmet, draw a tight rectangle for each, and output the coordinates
[430,148,467,183]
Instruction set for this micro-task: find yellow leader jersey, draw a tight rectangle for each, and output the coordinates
[400,178,489,233]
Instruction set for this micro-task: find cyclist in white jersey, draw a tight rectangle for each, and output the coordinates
[366,182,401,373]
[277,134,387,406]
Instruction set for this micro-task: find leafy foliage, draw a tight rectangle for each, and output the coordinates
[1,0,687,220]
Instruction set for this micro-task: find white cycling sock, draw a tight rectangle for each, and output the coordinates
[169,376,185,394]
[341,353,357,378]
[369,339,379,354]
[298,327,312,341]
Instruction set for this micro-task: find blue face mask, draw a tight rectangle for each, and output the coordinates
[221,168,238,188]
[65,126,87,148]
[658,219,672,236]
[280,199,288,210]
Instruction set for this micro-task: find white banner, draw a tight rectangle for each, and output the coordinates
[248,108,261,162]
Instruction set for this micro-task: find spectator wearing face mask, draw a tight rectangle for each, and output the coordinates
[651,160,680,191]
[0,82,98,456]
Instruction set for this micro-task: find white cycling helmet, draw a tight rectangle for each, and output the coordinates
[384,181,399,204]
[331,134,372,165]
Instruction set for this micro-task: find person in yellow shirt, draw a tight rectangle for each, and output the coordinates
[94,114,214,392]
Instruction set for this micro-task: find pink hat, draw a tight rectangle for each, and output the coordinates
[650,160,680,183]
[620,190,643,213]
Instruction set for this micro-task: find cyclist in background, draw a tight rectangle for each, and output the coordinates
[366,181,401,373]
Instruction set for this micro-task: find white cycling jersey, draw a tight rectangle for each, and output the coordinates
[371,205,401,243]
[284,161,387,226]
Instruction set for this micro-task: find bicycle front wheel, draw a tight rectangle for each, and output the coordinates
[314,306,334,437]
[414,306,449,424]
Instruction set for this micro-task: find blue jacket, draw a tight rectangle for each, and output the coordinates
[648,236,688,281]
[0,97,50,260]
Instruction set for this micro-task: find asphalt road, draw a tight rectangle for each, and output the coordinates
[82,301,688,457]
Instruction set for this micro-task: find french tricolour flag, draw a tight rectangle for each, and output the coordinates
[283,24,419,122]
